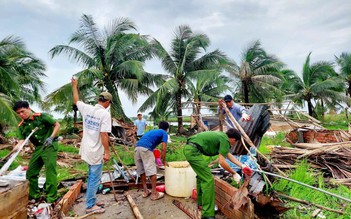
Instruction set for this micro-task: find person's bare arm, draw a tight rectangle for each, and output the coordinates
[161,142,167,166]
[101,132,110,162]
[227,153,244,168]
[50,122,60,138]
[219,153,245,174]
[218,154,237,175]
[71,78,79,104]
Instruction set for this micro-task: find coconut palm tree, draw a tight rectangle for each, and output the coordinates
[138,25,230,134]
[336,52,351,97]
[284,52,347,117]
[230,40,284,103]
[0,36,46,131]
[46,14,163,122]
[187,71,230,115]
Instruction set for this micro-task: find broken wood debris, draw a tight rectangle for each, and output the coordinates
[270,141,351,185]
[172,199,201,219]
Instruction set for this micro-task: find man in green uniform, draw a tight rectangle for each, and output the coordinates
[184,129,253,219]
[13,101,60,203]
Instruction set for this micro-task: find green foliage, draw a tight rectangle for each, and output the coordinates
[273,160,351,218]
[163,135,187,162]
[57,162,87,182]
[259,132,290,155]
[322,113,349,130]
[0,149,23,171]
[111,145,135,166]
[5,130,18,138]
[58,144,79,153]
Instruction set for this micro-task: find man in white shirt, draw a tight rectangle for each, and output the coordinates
[134,112,147,139]
[72,78,111,214]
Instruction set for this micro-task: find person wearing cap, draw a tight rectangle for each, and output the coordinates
[134,112,147,140]
[71,78,112,214]
[218,94,251,128]
[134,121,169,201]
[12,101,60,204]
[184,129,253,219]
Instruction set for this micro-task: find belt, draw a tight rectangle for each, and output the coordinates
[187,142,207,155]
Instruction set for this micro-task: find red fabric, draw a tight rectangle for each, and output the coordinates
[156,184,165,192]
[153,149,161,158]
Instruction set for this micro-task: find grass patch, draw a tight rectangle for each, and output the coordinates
[273,160,351,218]
[322,114,350,130]
[57,162,87,182]
[259,132,290,155]
[58,144,79,153]
[0,149,24,171]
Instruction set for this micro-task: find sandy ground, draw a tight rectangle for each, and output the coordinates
[70,189,228,219]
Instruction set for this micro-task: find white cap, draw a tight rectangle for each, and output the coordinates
[137,112,142,115]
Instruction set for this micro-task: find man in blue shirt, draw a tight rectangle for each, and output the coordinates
[218,94,251,128]
[134,112,147,139]
[134,121,169,201]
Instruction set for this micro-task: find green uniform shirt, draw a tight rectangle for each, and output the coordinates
[17,113,56,146]
[187,131,230,157]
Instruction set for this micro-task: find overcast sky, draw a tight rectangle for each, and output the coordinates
[1,0,350,118]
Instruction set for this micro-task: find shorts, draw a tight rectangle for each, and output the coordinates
[134,147,157,176]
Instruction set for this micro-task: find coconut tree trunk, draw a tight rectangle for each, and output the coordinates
[176,91,185,134]
[348,80,351,97]
[104,79,130,122]
[307,99,314,117]
[243,80,250,103]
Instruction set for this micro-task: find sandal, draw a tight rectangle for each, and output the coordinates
[142,190,151,198]
[96,201,105,207]
[151,192,164,201]
[86,205,105,214]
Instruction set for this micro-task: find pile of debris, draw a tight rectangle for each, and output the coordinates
[271,141,351,186]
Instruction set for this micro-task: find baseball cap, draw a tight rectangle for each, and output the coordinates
[223,94,233,102]
[137,112,142,115]
[99,91,113,101]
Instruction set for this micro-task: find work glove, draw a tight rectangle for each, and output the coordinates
[44,137,54,146]
[241,113,251,121]
[232,173,242,184]
[242,164,253,176]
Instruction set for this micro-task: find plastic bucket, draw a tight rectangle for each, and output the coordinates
[165,161,196,197]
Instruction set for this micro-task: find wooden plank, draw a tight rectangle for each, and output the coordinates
[59,180,83,215]
[0,180,28,219]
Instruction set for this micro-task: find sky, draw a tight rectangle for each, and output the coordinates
[1,0,350,118]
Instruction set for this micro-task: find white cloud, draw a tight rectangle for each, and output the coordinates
[1,0,350,117]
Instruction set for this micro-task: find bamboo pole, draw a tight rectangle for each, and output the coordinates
[110,144,135,181]
[219,102,287,177]
[125,192,144,219]
[277,193,344,215]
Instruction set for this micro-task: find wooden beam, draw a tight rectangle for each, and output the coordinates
[58,180,83,215]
